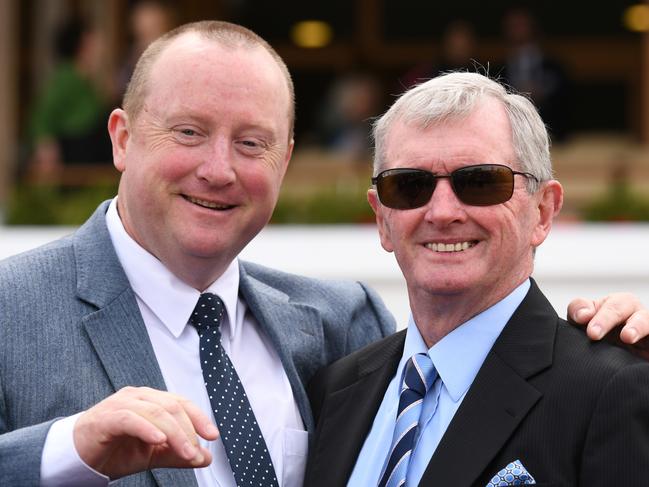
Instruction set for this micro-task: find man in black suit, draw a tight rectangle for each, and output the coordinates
[305,72,649,486]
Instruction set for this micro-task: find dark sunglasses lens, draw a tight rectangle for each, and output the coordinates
[452,165,514,206]
[377,170,435,209]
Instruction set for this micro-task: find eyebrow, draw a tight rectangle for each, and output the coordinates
[142,104,284,141]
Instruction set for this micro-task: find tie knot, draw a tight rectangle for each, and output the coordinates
[401,353,436,398]
[189,293,225,334]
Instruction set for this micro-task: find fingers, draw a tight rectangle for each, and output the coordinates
[618,309,649,344]
[585,293,642,340]
[567,297,597,325]
[568,292,646,341]
[175,395,220,441]
[129,389,218,465]
[74,386,217,477]
[129,394,204,462]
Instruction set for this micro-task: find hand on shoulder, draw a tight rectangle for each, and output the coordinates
[568,293,649,360]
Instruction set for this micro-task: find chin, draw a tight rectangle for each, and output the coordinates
[175,236,227,260]
[413,272,476,296]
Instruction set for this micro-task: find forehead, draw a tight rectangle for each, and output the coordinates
[384,99,516,171]
[143,33,291,125]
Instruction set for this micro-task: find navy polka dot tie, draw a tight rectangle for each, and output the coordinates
[190,293,278,487]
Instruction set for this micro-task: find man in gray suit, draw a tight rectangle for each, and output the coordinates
[0,20,646,487]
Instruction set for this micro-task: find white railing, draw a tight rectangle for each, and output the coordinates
[2,223,648,328]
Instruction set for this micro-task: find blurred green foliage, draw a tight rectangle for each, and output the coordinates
[6,182,375,225]
[272,187,375,223]
[9,179,649,225]
[6,184,118,225]
[582,182,649,222]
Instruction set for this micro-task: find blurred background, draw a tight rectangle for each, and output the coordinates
[0,0,648,322]
[2,0,649,224]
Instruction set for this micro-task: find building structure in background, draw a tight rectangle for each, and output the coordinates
[1,0,648,224]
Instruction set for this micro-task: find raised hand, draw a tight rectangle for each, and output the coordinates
[73,386,219,479]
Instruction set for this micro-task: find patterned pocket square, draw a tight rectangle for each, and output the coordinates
[486,459,536,486]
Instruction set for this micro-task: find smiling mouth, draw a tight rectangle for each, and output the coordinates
[183,195,235,210]
[425,241,477,253]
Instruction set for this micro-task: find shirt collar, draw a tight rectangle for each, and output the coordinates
[400,279,530,401]
[105,198,240,338]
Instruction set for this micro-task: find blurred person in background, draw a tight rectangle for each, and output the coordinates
[400,19,479,90]
[27,18,113,182]
[116,0,177,98]
[315,73,383,161]
[502,6,570,141]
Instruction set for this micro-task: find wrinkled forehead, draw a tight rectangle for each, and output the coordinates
[383,102,516,168]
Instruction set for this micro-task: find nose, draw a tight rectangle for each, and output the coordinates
[194,136,237,185]
[422,178,467,226]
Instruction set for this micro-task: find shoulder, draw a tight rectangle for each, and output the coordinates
[554,319,649,380]
[0,201,112,311]
[307,330,405,419]
[241,260,393,320]
[314,330,406,385]
[552,321,649,481]
[240,260,396,356]
[0,233,76,291]
[242,260,369,299]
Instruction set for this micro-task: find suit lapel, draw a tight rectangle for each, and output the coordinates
[73,202,198,487]
[74,202,168,393]
[239,263,326,432]
[420,281,556,486]
[308,332,406,487]
[420,353,541,486]
[81,291,167,391]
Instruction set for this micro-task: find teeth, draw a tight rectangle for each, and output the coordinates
[186,195,229,209]
[426,241,475,253]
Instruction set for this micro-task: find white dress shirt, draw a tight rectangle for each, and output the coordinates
[41,198,308,486]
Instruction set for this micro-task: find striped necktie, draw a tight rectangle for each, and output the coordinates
[378,353,437,487]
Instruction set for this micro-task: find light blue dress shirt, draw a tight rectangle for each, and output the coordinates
[347,280,530,487]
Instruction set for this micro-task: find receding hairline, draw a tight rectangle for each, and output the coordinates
[122,21,295,133]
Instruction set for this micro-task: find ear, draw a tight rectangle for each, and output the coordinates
[368,188,395,253]
[108,109,130,173]
[531,180,563,247]
[280,138,294,178]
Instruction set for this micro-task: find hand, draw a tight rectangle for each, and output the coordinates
[568,293,649,359]
[73,386,219,479]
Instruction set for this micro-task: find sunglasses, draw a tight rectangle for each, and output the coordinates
[371,164,539,210]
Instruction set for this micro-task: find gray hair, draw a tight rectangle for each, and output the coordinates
[372,72,552,192]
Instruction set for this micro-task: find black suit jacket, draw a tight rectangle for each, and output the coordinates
[306,281,649,486]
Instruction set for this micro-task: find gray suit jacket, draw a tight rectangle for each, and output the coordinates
[0,201,395,486]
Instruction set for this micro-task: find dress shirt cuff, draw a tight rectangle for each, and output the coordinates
[41,413,110,487]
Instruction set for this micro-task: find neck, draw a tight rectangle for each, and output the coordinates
[163,258,229,292]
[409,274,530,348]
